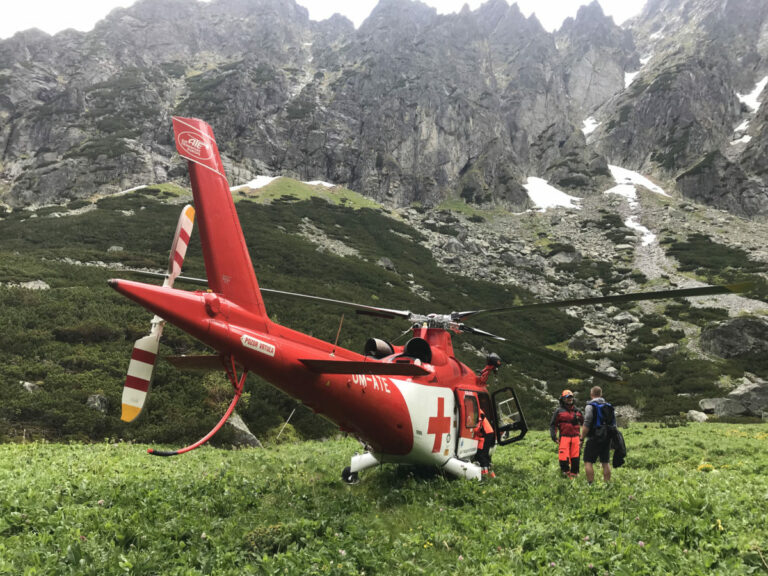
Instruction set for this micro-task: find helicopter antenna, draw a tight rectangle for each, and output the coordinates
[276,408,296,441]
[331,314,345,356]
[392,326,414,344]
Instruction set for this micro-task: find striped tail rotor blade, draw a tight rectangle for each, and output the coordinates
[121,334,160,422]
[167,204,195,285]
[122,205,193,423]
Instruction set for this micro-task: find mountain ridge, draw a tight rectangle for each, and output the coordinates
[2,0,767,217]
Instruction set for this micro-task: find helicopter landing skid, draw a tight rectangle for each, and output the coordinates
[342,452,379,484]
[442,458,483,481]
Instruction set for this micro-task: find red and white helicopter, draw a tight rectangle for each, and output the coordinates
[110,117,747,482]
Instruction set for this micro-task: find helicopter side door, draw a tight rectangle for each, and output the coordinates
[455,389,480,459]
[492,386,528,445]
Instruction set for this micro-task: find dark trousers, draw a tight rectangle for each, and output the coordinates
[476,433,495,468]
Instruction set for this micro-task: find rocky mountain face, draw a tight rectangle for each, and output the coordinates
[2,0,766,216]
[589,0,768,218]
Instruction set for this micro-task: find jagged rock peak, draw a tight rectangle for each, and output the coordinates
[474,0,511,21]
[310,12,355,35]
[361,0,438,31]
[560,1,612,34]
[556,0,636,61]
[213,0,311,21]
[503,2,544,34]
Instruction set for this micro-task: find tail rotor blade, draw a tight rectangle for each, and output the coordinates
[121,205,196,422]
[167,204,195,286]
[122,334,160,422]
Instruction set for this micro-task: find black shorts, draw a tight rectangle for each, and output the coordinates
[583,437,610,464]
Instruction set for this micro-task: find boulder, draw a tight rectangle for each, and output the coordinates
[615,404,641,426]
[226,412,263,448]
[20,280,50,290]
[569,332,599,351]
[651,343,679,362]
[501,252,528,267]
[698,397,748,417]
[377,257,396,272]
[21,380,42,393]
[550,250,582,264]
[86,394,109,413]
[727,376,768,417]
[686,410,708,423]
[613,311,638,325]
[700,316,768,359]
[442,238,464,254]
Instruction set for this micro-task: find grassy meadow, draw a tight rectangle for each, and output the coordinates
[1,423,766,575]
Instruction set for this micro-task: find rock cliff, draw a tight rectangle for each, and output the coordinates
[1,0,767,217]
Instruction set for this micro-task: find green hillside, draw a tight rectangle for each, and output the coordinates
[0,184,764,444]
[0,185,574,443]
[0,424,766,574]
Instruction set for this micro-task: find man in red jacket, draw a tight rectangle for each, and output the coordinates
[549,390,584,478]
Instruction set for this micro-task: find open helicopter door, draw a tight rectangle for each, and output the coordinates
[492,386,528,445]
[455,389,481,459]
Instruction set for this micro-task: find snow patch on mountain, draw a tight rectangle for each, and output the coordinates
[523,177,581,211]
[737,76,768,112]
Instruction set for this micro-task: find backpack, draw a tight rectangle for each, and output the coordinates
[589,401,616,440]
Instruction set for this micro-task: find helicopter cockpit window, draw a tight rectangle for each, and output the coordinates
[463,395,479,428]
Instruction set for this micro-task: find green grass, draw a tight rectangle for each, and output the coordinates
[233,177,383,210]
[435,197,499,220]
[136,183,190,200]
[0,424,766,575]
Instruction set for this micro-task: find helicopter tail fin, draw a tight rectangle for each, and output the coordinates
[171,117,268,325]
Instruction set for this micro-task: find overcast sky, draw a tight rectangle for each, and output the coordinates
[0,0,646,39]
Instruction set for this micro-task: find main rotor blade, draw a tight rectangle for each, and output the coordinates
[259,289,413,320]
[459,324,507,341]
[504,341,623,382]
[119,270,208,285]
[119,270,412,320]
[454,282,752,321]
[461,323,622,381]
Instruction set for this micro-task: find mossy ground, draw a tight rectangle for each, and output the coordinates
[0,423,766,575]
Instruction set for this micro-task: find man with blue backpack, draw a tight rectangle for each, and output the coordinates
[580,386,617,484]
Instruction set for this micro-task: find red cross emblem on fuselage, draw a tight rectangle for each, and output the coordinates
[427,397,452,453]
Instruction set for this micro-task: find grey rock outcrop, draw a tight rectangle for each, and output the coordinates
[555,1,638,118]
[686,410,708,422]
[226,412,263,448]
[21,380,42,393]
[615,404,641,426]
[726,374,768,417]
[700,316,768,359]
[651,343,678,362]
[698,397,748,417]
[86,394,109,413]
[699,373,768,417]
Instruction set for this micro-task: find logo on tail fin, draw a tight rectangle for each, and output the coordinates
[177,131,214,162]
